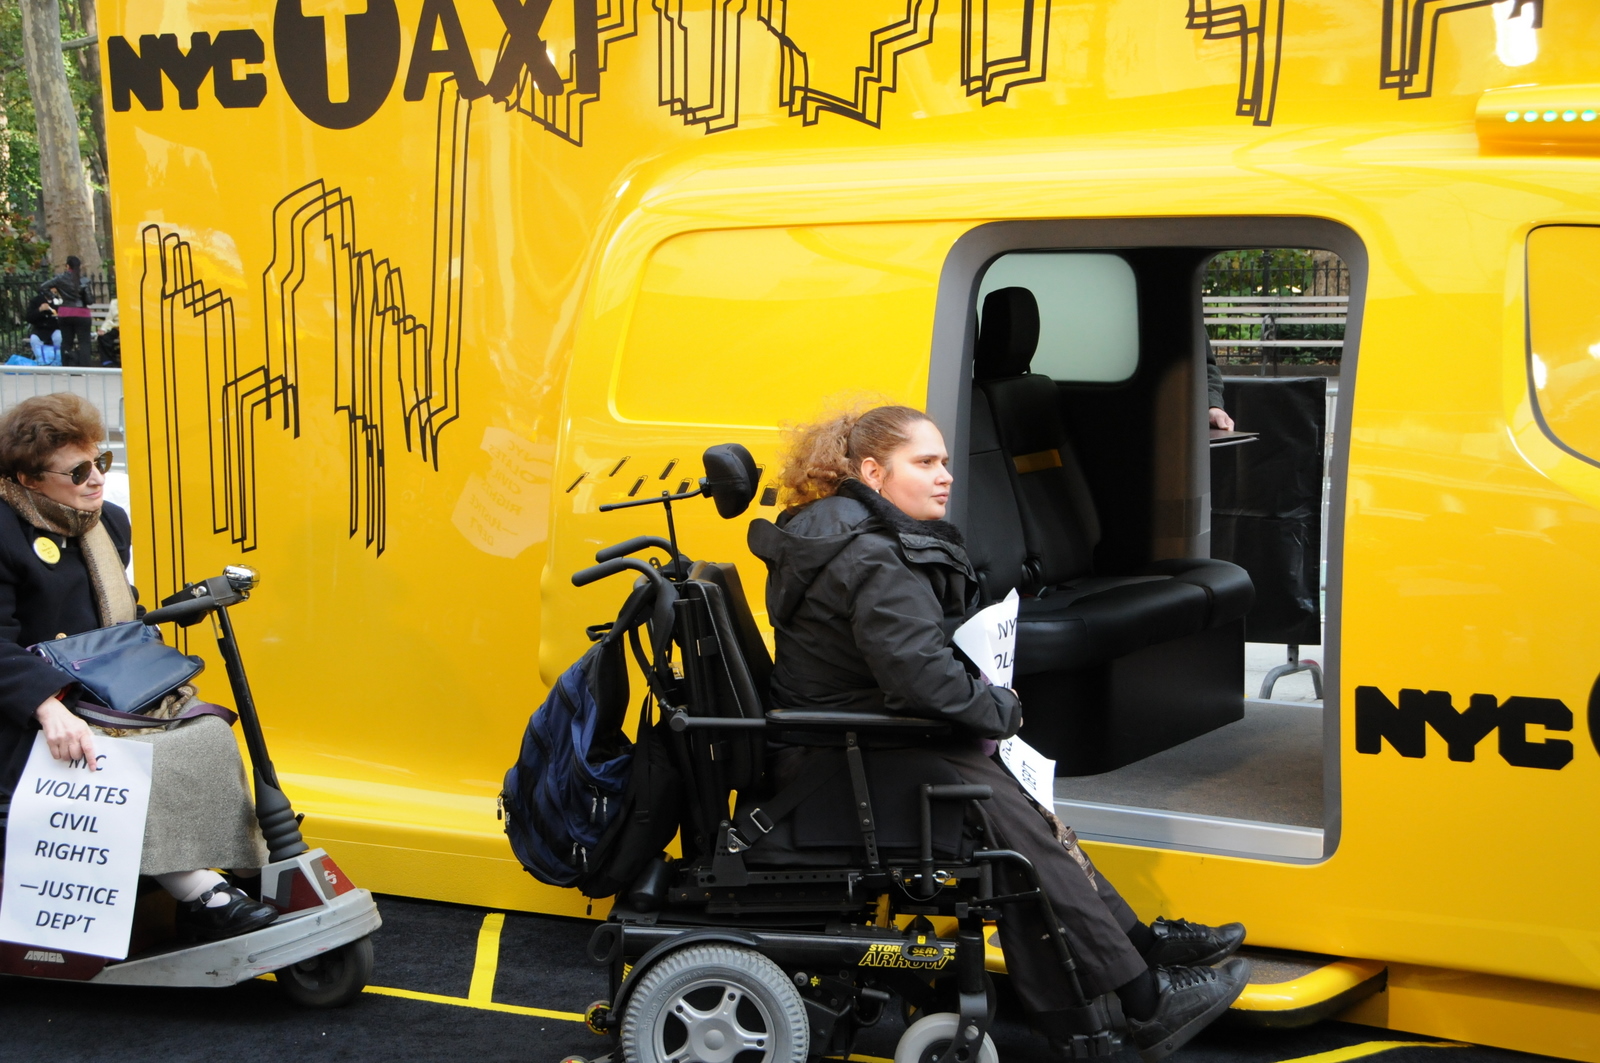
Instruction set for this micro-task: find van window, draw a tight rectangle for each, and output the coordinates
[1526,225,1600,463]
[976,252,1138,382]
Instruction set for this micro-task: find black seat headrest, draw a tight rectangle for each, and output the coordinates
[975,286,1040,380]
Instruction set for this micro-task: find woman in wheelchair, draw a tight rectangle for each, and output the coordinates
[749,404,1252,1058]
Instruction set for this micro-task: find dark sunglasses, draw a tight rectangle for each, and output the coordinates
[41,450,113,486]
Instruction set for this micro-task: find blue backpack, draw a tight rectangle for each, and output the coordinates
[501,597,681,897]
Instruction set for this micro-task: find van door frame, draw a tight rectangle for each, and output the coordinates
[927,216,1368,860]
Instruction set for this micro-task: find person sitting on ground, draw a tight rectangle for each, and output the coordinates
[748,403,1251,1061]
[23,289,62,366]
[0,394,278,940]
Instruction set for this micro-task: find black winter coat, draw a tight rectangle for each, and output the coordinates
[748,481,1021,739]
[0,500,134,801]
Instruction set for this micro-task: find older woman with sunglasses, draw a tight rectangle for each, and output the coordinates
[0,394,277,940]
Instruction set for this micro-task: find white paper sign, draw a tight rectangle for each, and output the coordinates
[0,733,152,959]
[952,588,1019,687]
[997,733,1058,811]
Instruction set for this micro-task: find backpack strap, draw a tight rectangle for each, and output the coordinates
[733,755,847,844]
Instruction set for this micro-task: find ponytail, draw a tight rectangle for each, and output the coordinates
[776,404,932,510]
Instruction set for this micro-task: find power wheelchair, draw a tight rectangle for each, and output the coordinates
[568,445,1125,1063]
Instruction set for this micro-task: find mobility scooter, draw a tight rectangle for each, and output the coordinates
[0,565,382,1006]
[541,445,1127,1063]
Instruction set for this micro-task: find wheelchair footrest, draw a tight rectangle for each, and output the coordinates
[1050,1031,1125,1058]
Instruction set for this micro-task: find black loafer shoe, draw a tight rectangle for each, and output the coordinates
[1128,957,1251,1062]
[176,884,279,941]
[1142,917,1247,967]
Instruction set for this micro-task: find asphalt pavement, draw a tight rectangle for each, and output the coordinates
[0,895,1568,1063]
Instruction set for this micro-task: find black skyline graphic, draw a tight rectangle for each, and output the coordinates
[756,0,939,128]
[1185,0,1285,126]
[1380,0,1542,100]
[657,0,745,133]
[961,0,1051,105]
[134,79,472,573]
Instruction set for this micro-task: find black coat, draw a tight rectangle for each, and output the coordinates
[748,481,1021,739]
[0,500,134,800]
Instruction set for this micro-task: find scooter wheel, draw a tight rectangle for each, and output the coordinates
[584,999,612,1035]
[276,935,375,1008]
[894,1012,998,1063]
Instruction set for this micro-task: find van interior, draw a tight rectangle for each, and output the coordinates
[948,235,1351,864]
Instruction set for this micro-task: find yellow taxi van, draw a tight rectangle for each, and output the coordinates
[99,0,1599,1056]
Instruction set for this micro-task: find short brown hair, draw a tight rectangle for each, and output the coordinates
[776,403,932,510]
[0,393,104,478]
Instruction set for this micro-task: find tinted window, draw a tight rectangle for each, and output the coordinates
[977,252,1138,382]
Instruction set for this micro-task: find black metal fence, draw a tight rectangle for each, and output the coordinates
[1203,251,1348,370]
[0,270,117,359]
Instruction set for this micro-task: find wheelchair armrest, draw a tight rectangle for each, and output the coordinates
[763,710,952,736]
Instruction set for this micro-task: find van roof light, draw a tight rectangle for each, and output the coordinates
[1478,84,1600,155]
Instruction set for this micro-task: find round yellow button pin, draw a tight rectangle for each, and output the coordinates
[33,537,60,564]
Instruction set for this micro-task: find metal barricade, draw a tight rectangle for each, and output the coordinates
[0,367,124,436]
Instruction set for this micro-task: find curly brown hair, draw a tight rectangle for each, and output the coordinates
[0,393,104,479]
[776,403,933,510]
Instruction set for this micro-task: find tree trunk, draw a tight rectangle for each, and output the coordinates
[0,92,12,213]
[19,0,100,272]
[70,0,110,264]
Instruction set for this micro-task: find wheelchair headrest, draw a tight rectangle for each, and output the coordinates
[701,443,760,518]
[974,286,1040,380]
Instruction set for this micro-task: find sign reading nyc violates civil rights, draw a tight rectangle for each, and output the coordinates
[0,735,152,959]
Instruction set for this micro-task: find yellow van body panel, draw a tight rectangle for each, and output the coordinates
[101,0,1600,1053]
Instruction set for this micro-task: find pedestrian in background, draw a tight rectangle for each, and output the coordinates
[43,256,93,368]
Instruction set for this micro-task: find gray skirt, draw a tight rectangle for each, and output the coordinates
[93,715,268,876]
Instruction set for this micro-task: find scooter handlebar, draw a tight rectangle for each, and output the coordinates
[141,596,218,626]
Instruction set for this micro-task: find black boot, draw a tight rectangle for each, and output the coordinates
[1127,957,1251,1062]
[1141,917,1247,967]
[175,884,279,941]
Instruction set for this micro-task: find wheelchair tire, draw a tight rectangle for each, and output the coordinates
[619,943,808,1063]
[894,1012,999,1063]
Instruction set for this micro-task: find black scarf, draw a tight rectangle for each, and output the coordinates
[836,479,965,546]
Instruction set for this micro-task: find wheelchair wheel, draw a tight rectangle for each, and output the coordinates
[619,943,808,1063]
[894,1012,999,1063]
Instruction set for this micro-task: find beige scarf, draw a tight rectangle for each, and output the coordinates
[0,478,136,624]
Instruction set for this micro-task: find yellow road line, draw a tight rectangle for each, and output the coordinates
[1272,1041,1470,1063]
[362,983,585,1022]
[468,912,505,1004]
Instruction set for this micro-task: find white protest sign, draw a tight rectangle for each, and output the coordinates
[0,733,152,959]
[952,591,1056,808]
[952,588,1019,687]
[998,733,1057,811]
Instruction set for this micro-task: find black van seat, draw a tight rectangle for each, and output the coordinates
[969,286,1253,676]
[964,286,1252,773]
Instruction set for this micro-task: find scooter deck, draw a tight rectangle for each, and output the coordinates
[1,848,382,988]
[90,885,381,988]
